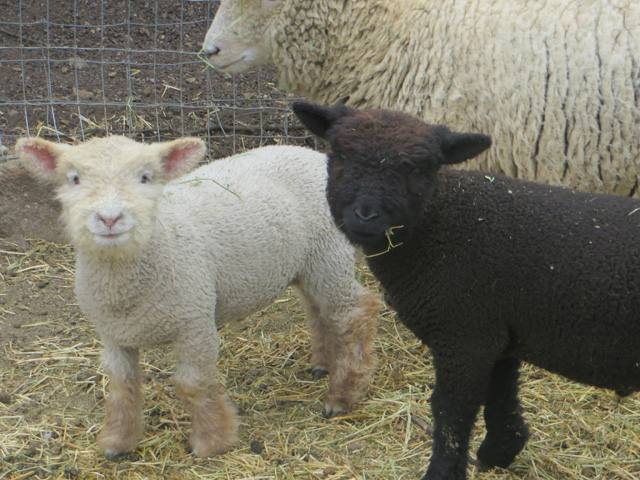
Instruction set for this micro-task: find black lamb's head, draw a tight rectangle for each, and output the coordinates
[292,101,491,248]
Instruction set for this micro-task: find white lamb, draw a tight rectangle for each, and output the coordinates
[16,136,379,460]
[202,0,640,197]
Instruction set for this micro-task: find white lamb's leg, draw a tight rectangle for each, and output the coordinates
[97,345,144,460]
[173,335,238,458]
[298,281,380,417]
[297,295,330,378]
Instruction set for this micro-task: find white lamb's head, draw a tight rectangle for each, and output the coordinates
[202,0,281,74]
[16,136,206,258]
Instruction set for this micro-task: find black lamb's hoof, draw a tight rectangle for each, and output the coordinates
[477,427,529,469]
[615,388,633,397]
[310,367,329,380]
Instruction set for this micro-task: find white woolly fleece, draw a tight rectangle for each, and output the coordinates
[203,0,640,196]
[17,136,380,457]
[17,137,362,351]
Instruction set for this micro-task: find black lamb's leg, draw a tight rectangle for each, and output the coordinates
[477,356,529,468]
[422,357,492,480]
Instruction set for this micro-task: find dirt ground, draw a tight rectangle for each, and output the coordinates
[1,2,640,480]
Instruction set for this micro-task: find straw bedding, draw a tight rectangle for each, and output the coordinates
[1,239,638,479]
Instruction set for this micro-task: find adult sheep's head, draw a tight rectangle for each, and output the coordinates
[293,101,491,250]
[202,0,281,74]
[16,136,206,258]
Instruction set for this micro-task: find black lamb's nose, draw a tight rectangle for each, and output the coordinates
[354,207,379,223]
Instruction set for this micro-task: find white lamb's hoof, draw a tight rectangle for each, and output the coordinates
[103,449,139,462]
[191,443,230,458]
[324,402,349,419]
[311,367,329,380]
[192,448,206,458]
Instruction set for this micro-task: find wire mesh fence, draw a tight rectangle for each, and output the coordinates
[0,0,308,161]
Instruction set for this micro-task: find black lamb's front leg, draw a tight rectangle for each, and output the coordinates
[477,356,529,468]
[423,357,493,480]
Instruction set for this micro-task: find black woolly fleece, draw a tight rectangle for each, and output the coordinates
[364,168,640,394]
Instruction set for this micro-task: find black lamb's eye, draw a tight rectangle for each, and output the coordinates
[399,158,418,173]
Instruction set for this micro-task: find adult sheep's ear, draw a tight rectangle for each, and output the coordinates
[152,137,207,180]
[292,101,351,139]
[15,137,70,181]
[436,126,492,166]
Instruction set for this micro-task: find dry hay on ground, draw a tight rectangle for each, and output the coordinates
[1,239,639,480]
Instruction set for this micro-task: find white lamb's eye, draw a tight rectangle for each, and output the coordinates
[68,172,80,185]
[140,173,151,184]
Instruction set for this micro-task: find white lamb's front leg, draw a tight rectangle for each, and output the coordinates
[97,345,144,460]
[174,334,238,458]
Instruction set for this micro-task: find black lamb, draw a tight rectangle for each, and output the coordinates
[292,101,640,480]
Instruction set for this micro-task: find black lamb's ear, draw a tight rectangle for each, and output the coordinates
[436,126,492,165]
[292,101,352,139]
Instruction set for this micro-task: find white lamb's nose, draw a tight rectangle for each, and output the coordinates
[99,213,122,229]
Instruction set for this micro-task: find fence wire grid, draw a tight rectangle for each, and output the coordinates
[0,0,308,161]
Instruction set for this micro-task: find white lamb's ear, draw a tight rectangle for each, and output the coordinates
[15,137,70,180]
[153,137,207,180]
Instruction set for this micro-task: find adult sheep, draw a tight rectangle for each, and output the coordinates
[16,136,379,460]
[202,0,640,197]
[292,100,640,480]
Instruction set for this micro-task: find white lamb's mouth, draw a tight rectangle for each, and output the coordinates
[94,231,130,243]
